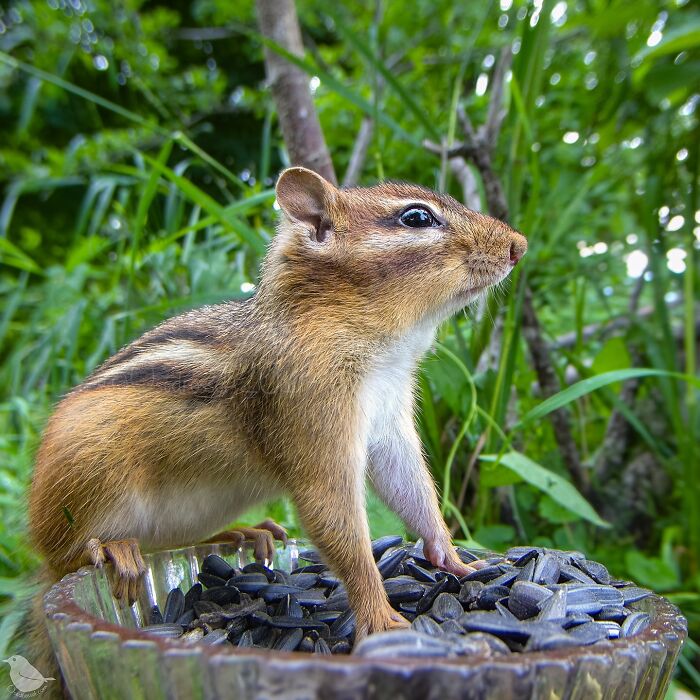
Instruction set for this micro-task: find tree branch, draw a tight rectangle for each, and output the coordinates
[255,0,337,183]
[343,118,374,187]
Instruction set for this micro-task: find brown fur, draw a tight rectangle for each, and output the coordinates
[29,168,527,676]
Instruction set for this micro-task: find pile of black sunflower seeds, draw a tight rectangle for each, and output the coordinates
[141,537,653,658]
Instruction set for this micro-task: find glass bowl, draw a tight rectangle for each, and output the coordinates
[43,540,687,700]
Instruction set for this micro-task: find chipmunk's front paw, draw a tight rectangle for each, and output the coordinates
[86,537,146,604]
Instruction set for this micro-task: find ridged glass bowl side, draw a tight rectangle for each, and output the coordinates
[43,541,687,700]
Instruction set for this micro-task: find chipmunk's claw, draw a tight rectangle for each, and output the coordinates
[205,519,288,562]
[86,537,146,604]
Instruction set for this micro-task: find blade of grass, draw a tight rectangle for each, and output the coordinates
[435,342,477,515]
[325,8,440,140]
[515,368,700,430]
[142,155,268,256]
[0,52,166,135]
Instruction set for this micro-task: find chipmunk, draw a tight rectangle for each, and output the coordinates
[28,167,526,657]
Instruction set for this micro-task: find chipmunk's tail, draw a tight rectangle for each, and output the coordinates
[24,565,65,699]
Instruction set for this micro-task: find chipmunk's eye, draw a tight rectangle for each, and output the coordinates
[400,207,437,228]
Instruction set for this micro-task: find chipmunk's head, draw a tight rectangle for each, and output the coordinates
[265,167,527,336]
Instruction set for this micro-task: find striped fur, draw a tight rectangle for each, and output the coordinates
[29,167,526,642]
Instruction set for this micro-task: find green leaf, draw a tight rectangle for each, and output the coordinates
[514,368,700,430]
[538,494,579,524]
[624,550,680,591]
[472,524,515,552]
[366,487,407,539]
[480,461,522,487]
[480,451,609,527]
[422,355,469,416]
[592,337,632,376]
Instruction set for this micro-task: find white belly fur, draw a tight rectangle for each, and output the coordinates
[96,476,280,550]
[361,320,436,443]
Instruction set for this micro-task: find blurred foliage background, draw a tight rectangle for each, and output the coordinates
[0,0,698,692]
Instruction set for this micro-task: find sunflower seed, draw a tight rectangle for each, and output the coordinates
[560,563,596,585]
[508,581,553,620]
[162,542,660,656]
[197,573,228,589]
[462,565,504,583]
[275,594,303,619]
[183,583,202,611]
[404,562,437,583]
[456,547,482,564]
[565,585,623,615]
[142,623,184,639]
[299,549,323,564]
[621,586,652,605]
[329,609,356,638]
[621,611,651,637]
[476,585,511,611]
[430,592,463,621]
[290,564,327,574]
[575,559,611,584]
[415,577,450,615]
[567,621,609,645]
[202,554,235,581]
[314,638,332,655]
[511,548,540,567]
[411,614,443,637]
[441,619,466,636]
[331,639,351,654]
[201,628,228,646]
[372,536,404,560]
[352,631,453,659]
[193,600,221,616]
[533,553,561,585]
[384,578,425,604]
[516,559,536,582]
[273,627,303,651]
[537,588,567,620]
[242,562,275,581]
[201,586,240,606]
[229,573,270,594]
[176,609,196,626]
[596,605,627,622]
[377,549,408,579]
[288,572,319,590]
[163,588,185,623]
[148,605,163,625]
[458,580,484,606]
[299,636,315,652]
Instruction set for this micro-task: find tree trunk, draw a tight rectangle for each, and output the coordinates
[255,0,337,184]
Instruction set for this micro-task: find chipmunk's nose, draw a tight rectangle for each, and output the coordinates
[509,232,528,266]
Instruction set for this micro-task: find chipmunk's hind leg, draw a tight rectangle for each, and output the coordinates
[204,519,288,561]
[86,537,146,603]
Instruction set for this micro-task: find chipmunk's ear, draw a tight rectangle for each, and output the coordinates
[275,167,337,242]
